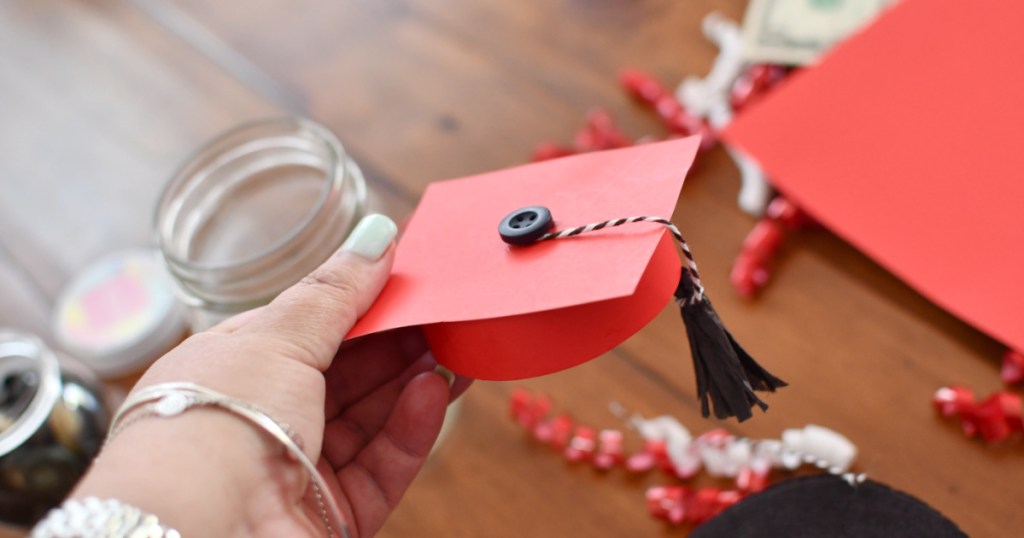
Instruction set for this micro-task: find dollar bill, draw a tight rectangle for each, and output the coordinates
[741,0,895,65]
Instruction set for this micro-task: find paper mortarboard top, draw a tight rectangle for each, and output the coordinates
[724,0,1024,354]
[350,137,784,421]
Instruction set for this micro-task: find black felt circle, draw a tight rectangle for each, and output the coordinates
[691,475,966,538]
[499,206,554,246]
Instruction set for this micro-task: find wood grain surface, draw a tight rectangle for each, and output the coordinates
[0,1,1018,536]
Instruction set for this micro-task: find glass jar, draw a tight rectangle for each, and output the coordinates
[155,118,367,331]
[0,329,109,526]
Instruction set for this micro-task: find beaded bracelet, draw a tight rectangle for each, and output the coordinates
[106,382,351,538]
[31,497,180,538]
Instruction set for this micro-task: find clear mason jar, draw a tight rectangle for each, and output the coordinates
[0,329,109,527]
[155,118,367,331]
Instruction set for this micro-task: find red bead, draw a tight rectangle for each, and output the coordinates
[742,219,786,261]
[736,466,770,493]
[533,414,573,447]
[716,489,743,508]
[730,251,771,299]
[698,428,734,447]
[686,487,719,525]
[932,385,975,418]
[592,429,626,470]
[625,451,656,473]
[1001,349,1024,386]
[765,197,816,230]
[548,414,574,450]
[531,143,575,162]
[731,218,785,299]
[730,64,789,111]
[619,68,709,141]
[646,485,687,521]
[620,69,668,103]
[574,109,632,151]
[970,394,1014,443]
[564,426,597,463]
[626,439,668,473]
[967,392,1024,443]
[996,392,1024,433]
[509,388,537,427]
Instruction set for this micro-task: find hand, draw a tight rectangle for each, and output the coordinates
[73,214,470,537]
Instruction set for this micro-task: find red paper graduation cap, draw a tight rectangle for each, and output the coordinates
[722,0,1024,355]
[349,137,784,420]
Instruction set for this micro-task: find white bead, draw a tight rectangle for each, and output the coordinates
[799,425,858,472]
[753,439,784,467]
[731,148,773,216]
[635,415,692,449]
[725,438,754,468]
[154,393,189,417]
[780,450,802,470]
[701,445,737,476]
[676,13,746,119]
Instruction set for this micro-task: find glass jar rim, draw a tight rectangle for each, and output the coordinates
[154,117,359,274]
[0,329,62,458]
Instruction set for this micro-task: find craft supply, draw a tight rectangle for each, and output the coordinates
[676,13,746,119]
[155,118,367,331]
[731,196,816,298]
[0,329,109,526]
[534,215,784,419]
[673,15,786,216]
[729,64,789,112]
[740,0,894,66]
[933,386,1024,444]
[725,0,1024,354]
[351,138,783,420]
[52,249,187,378]
[531,109,633,162]
[509,389,858,529]
[1001,349,1024,386]
[690,475,966,538]
[620,69,713,148]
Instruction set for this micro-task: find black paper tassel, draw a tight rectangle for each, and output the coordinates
[677,274,786,421]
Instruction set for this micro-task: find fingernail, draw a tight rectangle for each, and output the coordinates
[340,214,397,261]
[434,364,456,388]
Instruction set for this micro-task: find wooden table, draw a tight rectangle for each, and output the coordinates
[1,1,1018,536]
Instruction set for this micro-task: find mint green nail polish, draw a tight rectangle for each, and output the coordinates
[340,214,397,261]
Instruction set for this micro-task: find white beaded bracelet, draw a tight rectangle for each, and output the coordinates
[104,382,352,538]
[31,497,180,538]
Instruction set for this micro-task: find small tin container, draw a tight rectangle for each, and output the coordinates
[52,249,188,378]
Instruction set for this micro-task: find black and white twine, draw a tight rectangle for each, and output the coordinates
[539,216,704,303]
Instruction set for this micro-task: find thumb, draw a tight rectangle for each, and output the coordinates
[239,214,398,369]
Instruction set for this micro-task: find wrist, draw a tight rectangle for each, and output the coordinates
[73,406,303,537]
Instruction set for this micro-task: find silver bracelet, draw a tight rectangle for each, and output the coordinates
[105,382,352,538]
[31,497,180,538]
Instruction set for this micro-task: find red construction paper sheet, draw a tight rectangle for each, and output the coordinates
[723,0,1024,352]
[349,138,699,379]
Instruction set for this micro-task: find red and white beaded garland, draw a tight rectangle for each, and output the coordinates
[509,388,859,528]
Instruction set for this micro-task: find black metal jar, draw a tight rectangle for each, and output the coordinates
[0,329,109,526]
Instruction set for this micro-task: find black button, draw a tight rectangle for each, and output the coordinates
[499,206,554,246]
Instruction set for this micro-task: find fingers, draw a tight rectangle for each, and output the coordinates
[239,214,398,369]
[322,351,437,468]
[323,328,429,418]
[335,372,449,537]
